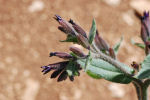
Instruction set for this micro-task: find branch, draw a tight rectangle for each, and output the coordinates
[92,50,132,76]
[133,82,142,100]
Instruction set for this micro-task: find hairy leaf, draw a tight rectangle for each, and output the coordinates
[77,58,134,84]
[113,36,123,55]
[60,35,78,43]
[136,54,150,79]
[66,61,80,76]
[88,19,96,44]
[131,39,145,49]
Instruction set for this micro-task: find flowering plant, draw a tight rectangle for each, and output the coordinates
[41,12,150,100]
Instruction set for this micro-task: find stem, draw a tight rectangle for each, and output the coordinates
[91,43,133,76]
[133,82,142,100]
[133,81,149,100]
[90,44,150,100]
[93,51,132,76]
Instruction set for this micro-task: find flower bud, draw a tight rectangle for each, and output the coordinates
[141,24,148,43]
[131,61,139,71]
[69,46,86,57]
[50,52,73,59]
[94,30,109,51]
[69,19,87,38]
[141,11,150,42]
[57,71,68,82]
[54,15,75,36]
[109,48,116,59]
[77,34,90,49]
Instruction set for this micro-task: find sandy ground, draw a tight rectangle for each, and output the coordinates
[0,0,150,100]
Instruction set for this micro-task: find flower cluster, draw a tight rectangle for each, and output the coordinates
[41,50,82,82]
[41,15,116,82]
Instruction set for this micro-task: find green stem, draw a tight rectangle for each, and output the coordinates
[133,82,141,100]
[133,81,149,100]
[142,86,148,100]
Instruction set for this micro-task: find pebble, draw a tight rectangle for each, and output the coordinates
[102,0,121,6]
[108,83,125,98]
[21,79,40,100]
[28,0,44,12]
[122,12,134,26]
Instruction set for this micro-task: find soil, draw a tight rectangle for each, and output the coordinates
[0,0,149,100]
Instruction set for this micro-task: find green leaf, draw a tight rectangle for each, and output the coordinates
[113,36,123,55]
[136,54,150,79]
[88,19,96,44]
[131,39,145,49]
[66,60,79,76]
[60,35,78,43]
[77,58,134,84]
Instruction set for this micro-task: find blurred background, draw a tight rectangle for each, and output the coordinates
[0,0,150,100]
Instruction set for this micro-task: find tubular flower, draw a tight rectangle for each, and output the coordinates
[49,52,73,59]
[109,48,116,59]
[41,61,70,82]
[69,19,87,38]
[54,15,76,36]
[141,11,150,43]
[69,46,86,57]
[54,15,91,49]
[41,50,82,82]
[94,30,109,51]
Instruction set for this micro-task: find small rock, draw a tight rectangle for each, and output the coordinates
[122,12,134,26]
[102,0,121,6]
[21,79,40,100]
[28,0,44,12]
[108,83,125,98]
[73,89,82,100]
[5,57,13,64]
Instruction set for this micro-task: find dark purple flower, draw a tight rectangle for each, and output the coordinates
[142,11,149,20]
[69,46,86,57]
[49,52,73,59]
[51,69,64,78]
[94,30,109,51]
[41,61,68,74]
[54,15,75,36]
[41,66,52,75]
[76,33,90,49]
[41,50,82,82]
[131,61,139,71]
[141,11,150,42]
[57,71,68,82]
[41,61,70,82]
[109,48,116,59]
[69,19,87,38]
[141,24,148,43]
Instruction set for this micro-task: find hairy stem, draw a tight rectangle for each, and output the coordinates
[133,82,142,100]
[93,51,132,76]
[90,43,133,76]
[90,44,149,100]
[133,80,149,100]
